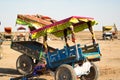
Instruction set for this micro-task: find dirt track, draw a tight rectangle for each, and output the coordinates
[0,31,120,80]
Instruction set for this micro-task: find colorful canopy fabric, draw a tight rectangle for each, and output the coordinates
[16,14,57,30]
[31,16,98,39]
[4,27,12,33]
[103,26,113,31]
[17,26,26,30]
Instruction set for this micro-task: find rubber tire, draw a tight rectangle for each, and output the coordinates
[55,64,77,80]
[16,54,34,75]
[80,62,99,80]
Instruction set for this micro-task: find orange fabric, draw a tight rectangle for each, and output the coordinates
[4,27,12,34]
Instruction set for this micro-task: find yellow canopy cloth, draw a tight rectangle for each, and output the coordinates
[31,16,98,39]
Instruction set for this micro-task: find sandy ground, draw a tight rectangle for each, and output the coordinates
[0,31,120,80]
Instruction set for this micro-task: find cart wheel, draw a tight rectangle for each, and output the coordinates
[16,54,34,75]
[80,62,99,80]
[55,64,77,80]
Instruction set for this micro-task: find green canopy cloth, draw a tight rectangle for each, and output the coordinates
[31,16,98,39]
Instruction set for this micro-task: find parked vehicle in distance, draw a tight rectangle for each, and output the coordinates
[102,24,118,40]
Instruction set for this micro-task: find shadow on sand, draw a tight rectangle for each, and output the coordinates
[0,68,20,76]
[0,68,47,80]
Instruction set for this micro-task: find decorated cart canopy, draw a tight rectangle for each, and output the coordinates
[16,14,57,30]
[17,26,26,31]
[31,16,98,39]
[103,26,113,31]
[15,14,98,39]
[4,27,12,34]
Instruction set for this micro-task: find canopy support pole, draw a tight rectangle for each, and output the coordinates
[63,29,69,47]
[70,25,79,60]
[87,21,96,44]
[43,34,48,53]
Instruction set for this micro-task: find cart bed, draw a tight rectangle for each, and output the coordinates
[11,41,44,60]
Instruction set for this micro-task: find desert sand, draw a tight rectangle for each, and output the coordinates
[0,31,120,80]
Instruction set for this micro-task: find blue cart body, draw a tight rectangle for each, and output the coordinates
[46,43,101,69]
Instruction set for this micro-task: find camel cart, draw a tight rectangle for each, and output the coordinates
[10,15,101,80]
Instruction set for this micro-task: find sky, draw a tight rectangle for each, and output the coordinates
[0,0,120,32]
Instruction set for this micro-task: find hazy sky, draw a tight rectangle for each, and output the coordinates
[0,0,120,31]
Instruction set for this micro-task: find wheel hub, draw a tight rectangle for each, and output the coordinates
[23,63,26,67]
